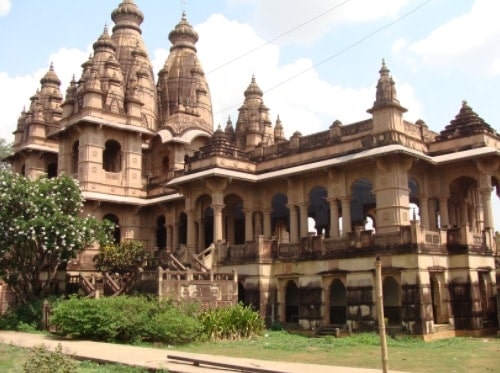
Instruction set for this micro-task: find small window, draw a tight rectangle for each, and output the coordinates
[103,140,121,172]
[71,141,79,173]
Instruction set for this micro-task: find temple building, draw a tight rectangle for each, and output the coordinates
[6,0,500,336]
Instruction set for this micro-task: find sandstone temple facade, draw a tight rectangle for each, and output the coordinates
[7,1,500,336]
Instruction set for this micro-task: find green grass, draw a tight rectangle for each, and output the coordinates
[0,343,153,373]
[172,331,500,373]
[1,331,499,372]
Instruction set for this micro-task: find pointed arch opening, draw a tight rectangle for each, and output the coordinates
[178,212,187,245]
[308,186,329,236]
[285,280,299,323]
[103,139,121,172]
[430,273,449,324]
[351,178,376,230]
[330,279,347,325]
[224,194,244,245]
[271,193,289,240]
[383,276,401,325]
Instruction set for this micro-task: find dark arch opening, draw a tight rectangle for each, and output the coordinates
[330,279,347,324]
[103,140,121,172]
[285,281,299,323]
[156,215,166,250]
[383,276,401,325]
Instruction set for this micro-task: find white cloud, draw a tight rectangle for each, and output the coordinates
[227,0,410,45]
[409,0,500,75]
[0,0,11,16]
[194,14,422,137]
[0,47,89,141]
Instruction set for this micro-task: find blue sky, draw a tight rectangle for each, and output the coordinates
[0,0,499,229]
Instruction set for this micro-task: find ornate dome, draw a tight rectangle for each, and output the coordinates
[111,0,144,31]
[169,13,199,51]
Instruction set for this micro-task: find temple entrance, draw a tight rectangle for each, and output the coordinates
[430,274,449,324]
[330,279,347,324]
[285,281,299,323]
[383,276,401,325]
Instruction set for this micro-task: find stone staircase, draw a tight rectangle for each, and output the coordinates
[315,324,350,337]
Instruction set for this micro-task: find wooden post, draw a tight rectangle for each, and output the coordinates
[375,254,388,373]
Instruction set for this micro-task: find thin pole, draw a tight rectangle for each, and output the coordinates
[375,254,388,373]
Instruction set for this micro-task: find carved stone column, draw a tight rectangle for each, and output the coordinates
[288,204,299,242]
[328,197,340,237]
[167,225,173,250]
[439,195,449,228]
[197,218,204,250]
[480,187,494,230]
[298,203,309,238]
[428,199,438,230]
[186,210,196,249]
[172,223,179,249]
[254,211,262,236]
[263,209,272,238]
[226,214,235,245]
[212,204,224,242]
[340,197,352,234]
[419,196,429,230]
[244,209,254,242]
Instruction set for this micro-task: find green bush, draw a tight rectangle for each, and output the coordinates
[50,295,203,344]
[51,295,154,342]
[148,306,203,344]
[199,303,265,341]
[23,343,76,373]
[0,297,53,331]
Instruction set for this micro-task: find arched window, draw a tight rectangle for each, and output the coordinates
[103,140,121,172]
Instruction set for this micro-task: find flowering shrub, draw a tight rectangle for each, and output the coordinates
[93,240,150,294]
[0,170,113,303]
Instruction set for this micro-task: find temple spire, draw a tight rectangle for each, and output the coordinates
[368,59,407,114]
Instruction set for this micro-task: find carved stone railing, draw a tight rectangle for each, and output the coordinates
[217,224,493,265]
[224,242,258,263]
[447,227,487,253]
[276,242,301,261]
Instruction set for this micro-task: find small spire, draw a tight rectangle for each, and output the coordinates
[49,61,54,71]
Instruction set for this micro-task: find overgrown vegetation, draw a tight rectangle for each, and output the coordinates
[0,171,113,303]
[22,344,76,373]
[0,297,55,331]
[49,296,263,344]
[93,240,150,295]
[199,303,265,340]
[0,343,158,372]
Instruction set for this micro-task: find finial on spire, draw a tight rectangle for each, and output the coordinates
[181,0,187,17]
[49,61,54,71]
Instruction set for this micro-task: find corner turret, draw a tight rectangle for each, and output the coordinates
[234,76,274,149]
[367,59,407,134]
